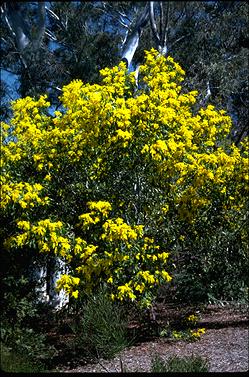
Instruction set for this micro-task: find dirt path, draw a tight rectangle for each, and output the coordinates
[58,305,249,373]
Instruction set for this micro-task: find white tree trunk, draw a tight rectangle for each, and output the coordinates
[2,2,46,51]
[48,257,69,309]
[2,2,30,50]
[149,1,169,56]
[33,257,69,309]
[121,30,140,68]
[34,264,49,303]
[121,3,150,69]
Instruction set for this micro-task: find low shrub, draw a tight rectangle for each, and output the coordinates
[1,343,48,373]
[1,275,57,369]
[151,354,209,372]
[72,286,130,359]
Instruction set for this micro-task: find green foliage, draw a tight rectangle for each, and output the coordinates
[137,1,249,143]
[0,2,120,114]
[159,312,206,342]
[1,274,57,368]
[1,275,38,325]
[1,1,248,145]
[151,354,209,373]
[1,326,56,363]
[72,287,130,359]
[1,343,48,373]
[168,203,249,304]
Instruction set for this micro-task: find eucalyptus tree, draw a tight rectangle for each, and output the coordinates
[1,1,248,139]
[0,1,122,113]
[119,0,248,143]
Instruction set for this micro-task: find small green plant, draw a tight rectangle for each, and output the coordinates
[160,312,206,342]
[73,286,130,359]
[171,327,206,341]
[1,325,57,362]
[186,313,199,326]
[151,354,209,372]
[151,354,168,372]
[0,343,48,373]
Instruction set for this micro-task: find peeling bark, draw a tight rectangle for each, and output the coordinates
[47,257,69,309]
[201,80,212,106]
[32,257,69,309]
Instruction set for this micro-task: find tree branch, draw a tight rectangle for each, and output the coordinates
[45,6,60,21]
[121,2,150,69]
[33,2,46,49]
[201,80,212,107]
[0,67,18,75]
[171,33,190,48]
[3,2,30,50]
[149,1,160,46]
[159,1,163,38]
[161,1,170,54]
[45,29,57,42]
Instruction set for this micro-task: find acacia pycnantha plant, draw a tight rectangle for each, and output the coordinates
[1,49,248,308]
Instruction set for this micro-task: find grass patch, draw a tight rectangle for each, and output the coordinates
[72,287,130,359]
[151,353,209,372]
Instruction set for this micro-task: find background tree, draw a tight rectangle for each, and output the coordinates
[1,1,248,144]
[0,2,122,112]
[130,1,249,143]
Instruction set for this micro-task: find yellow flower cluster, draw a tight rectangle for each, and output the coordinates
[100,61,136,97]
[117,283,136,301]
[111,129,133,148]
[187,314,199,323]
[78,213,101,228]
[78,201,112,229]
[101,218,144,242]
[139,49,185,90]
[171,327,205,341]
[77,205,172,306]
[2,47,247,307]
[87,201,112,216]
[56,274,80,299]
[190,328,206,339]
[7,219,72,261]
[1,181,49,209]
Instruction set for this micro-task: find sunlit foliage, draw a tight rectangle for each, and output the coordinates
[1,49,248,307]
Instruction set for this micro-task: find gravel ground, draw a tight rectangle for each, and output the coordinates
[59,306,248,373]
[62,327,248,372]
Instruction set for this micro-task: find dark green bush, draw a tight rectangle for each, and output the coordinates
[161,204,249,305]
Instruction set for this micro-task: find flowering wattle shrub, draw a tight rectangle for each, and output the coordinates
[1,48,248,307]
